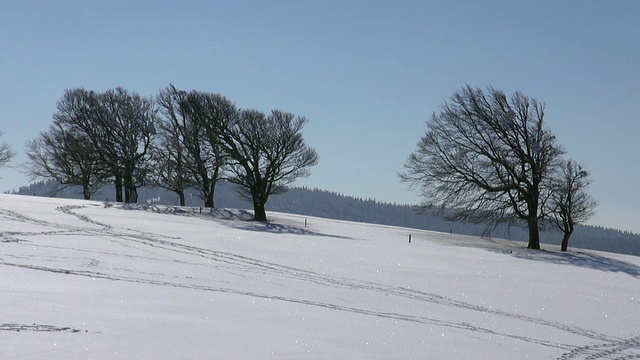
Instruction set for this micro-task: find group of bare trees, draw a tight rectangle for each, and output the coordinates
[12,83,597,249]
[150,85,319,220]
[24,85,318,221]
[25,88,155,203]
[400,85,596,251]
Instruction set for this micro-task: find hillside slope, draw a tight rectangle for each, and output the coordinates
[12,181,640,256]
[1,194,638,359]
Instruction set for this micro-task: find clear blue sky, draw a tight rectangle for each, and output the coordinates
[1,1,638,233]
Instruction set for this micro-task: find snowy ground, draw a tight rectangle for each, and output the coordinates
[0,194,638,359]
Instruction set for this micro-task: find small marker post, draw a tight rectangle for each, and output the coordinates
[409,234,412,243]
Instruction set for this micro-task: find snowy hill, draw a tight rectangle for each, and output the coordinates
[11,181,640,256]
[1,194,638,359]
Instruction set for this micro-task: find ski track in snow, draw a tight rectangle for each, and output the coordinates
[0,323,83,333]
[1,204,638,359]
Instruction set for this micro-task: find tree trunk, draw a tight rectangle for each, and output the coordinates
[253,200,267,222]
[123,173,138,203]
[204,186,214,208]
[527,218,541,250]
[204,179,216,208]
[561,224,574,252]
[125,186,132,203]
[82,184,91,200]
[251,181,268,222]
[114,174,123,202]
[126,187,138,203]
[178,191,186,207]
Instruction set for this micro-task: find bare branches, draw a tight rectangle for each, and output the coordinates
[23,124,104,200]
[153,86,231,207]
[546,160,597,251]
[152,87,318,220]
[0,131,15,170]
[27,85,317,219]
[400,85,565,249]
[24,88,157,203]
[221,108,319,221]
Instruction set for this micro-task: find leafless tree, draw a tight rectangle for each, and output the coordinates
[400,85,564,249]
[155,86,318,218]
[0,131,15,170]
[547,160,597,251]
[53,88,156,203]
[152,85,195,206]
[174,88,234,208]
[220,109,319,221]
[97,87,156,203]
[24,123,104,200]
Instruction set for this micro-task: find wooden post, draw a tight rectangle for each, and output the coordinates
[409,234,412,243]
[305,219,307,228]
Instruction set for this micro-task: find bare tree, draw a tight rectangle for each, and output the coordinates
[50,88,125,201]
[24,123,104,200]
[547,160,597,251]
[174,88,234,208]
[97,87,156,203]
[0,131,15,170]
[152,85,194,206]
[400,85,564,249]
[54,88,156,203]
[220,109,319,221]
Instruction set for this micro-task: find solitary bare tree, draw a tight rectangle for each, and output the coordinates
[400,85,564,249]
[547,160,597,251]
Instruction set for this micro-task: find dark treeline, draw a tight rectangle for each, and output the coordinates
[10,180,640,257]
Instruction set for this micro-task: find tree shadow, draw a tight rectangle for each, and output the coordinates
[120,204,353,240]
[225,216,354,240]
[121,204,255,220]
[505,249,640,278]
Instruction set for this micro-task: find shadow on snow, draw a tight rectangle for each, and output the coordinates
[119,204,353,240]
[503,248,640,278]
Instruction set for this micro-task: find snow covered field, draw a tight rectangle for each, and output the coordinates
[0,194,638,359]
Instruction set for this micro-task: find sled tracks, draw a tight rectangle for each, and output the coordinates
[2,204,639,359]
[559,335,640,359]
[0,323,83,333]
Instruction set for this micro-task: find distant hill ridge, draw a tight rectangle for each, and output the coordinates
[9,180,640,256]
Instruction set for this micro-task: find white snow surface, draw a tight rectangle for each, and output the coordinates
[0,194,638,359]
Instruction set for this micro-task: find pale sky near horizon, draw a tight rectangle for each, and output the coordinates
[1,1,639,233]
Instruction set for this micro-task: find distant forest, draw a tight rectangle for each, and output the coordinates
[9,180,640,257]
